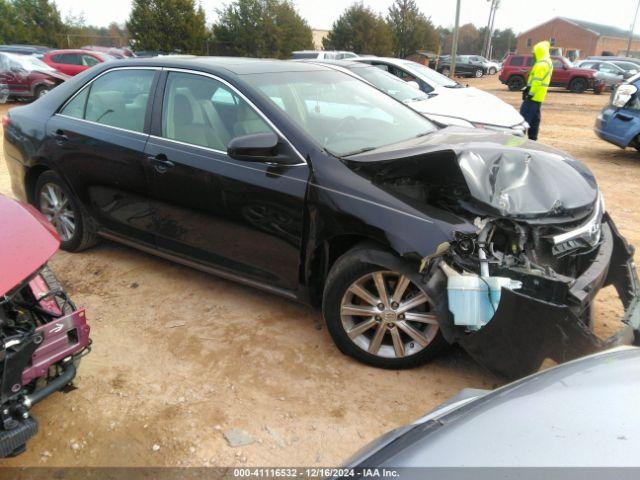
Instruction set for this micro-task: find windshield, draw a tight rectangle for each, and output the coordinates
[615,62,639,72]
[5,53,56,72]
[244,70,436,157]
[347,65,429,103]
[398,61,460,88]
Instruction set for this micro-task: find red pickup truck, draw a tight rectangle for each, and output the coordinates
[499,54,604,94]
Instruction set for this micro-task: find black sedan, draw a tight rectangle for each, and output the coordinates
[3,57,639,376]
[437,55,485,78]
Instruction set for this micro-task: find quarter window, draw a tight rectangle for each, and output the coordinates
[61,69,155,133]
[509,56,524,66]
[161,72,272,151]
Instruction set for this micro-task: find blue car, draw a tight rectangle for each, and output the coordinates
[595,74,640,150]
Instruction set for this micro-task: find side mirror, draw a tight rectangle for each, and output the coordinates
[227,132,299,165]
[228,132,278,161]
[407,80,420,90]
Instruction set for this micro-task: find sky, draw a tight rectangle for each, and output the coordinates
[54,0,640,34]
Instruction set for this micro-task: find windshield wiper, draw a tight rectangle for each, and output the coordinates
[415,131,433,138]
[341,146,377,157]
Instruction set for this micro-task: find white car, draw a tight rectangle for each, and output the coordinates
[291,50,358,60]
[344,57,527,135]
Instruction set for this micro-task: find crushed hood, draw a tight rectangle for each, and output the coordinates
[347,127,599,218]
[410,86,525,128]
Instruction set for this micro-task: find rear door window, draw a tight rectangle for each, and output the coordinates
[61,69,155,133]
[509,56,524,66]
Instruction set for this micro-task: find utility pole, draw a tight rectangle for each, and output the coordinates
[627,0,640,56]
[482,0,496,57]
[486,1,498,58]
[450,0,461,78]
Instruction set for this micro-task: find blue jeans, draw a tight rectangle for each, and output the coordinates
[520,98,541,140]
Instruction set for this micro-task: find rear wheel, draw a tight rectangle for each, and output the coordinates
[507,75,525,91]
[441,67,450,76]
[569,77,587,93]
[322,247,447,369]
[35,171,98,252]
[489,67,497,75]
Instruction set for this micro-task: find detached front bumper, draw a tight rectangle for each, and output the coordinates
[429,215,639,380]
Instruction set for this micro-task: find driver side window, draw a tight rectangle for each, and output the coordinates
[161,72,272,151]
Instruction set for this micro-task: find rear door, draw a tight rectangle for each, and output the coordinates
[143,70,309,292]
[46,67,159,245]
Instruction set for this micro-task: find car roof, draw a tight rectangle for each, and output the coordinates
[300,59,368,69]
[353,57,410,66]
[47,49,101,55]
[92,56,332,76]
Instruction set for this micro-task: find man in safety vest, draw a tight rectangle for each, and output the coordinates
[520,40,553,141]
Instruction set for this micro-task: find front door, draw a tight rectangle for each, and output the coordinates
[144,70,309,292]
[46,67,159,245]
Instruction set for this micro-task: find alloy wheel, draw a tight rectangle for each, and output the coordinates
[39,183,76,242]
[475,69,483,78]
[340,270,439,359]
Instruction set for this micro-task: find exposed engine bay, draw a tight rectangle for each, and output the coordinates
[348,142,640,378]
[0,265,90,457]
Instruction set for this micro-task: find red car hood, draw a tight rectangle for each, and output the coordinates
[0,195,59,296]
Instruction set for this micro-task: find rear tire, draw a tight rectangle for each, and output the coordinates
[35,171,98,252]
[507,75,525,91]
[322,246,447,369]
[441,67,450,76]
[569,77,587,93]
[489,67,497,75]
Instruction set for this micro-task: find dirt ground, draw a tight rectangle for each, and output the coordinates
[0,75,638,467]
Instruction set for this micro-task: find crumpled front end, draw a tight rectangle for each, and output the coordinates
[422,211,639,380]
[347,132,638,379]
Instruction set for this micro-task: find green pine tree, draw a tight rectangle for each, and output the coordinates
[212,0,313,58]
[127,0,208,54]
[322,3,393,56]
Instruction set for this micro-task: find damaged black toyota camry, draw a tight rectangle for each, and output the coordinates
[3,57,639,378]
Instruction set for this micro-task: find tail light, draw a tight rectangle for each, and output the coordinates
[1,115,9,128]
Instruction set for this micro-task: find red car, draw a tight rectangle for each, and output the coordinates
[499,54,604,94]
[0,52,69,101]
[42,49,111,76]
[0,193,91,457]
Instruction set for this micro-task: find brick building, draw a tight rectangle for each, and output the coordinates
[516,17,640,60]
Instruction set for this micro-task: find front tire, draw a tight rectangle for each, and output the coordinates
[35,171,98,252]
[322,247,447,369]
[474,68,484,78]
[489,67,497,75]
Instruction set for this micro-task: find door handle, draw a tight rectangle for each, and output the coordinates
[147,154,175,174]
[54,129,68,143]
